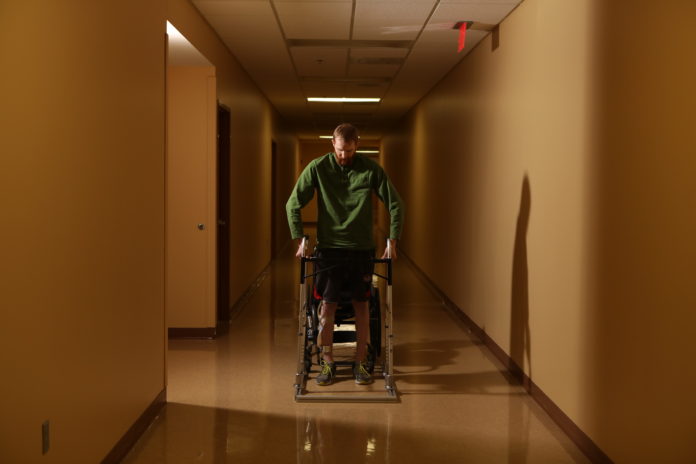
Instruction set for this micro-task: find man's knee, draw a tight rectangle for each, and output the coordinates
[320,302,336,329]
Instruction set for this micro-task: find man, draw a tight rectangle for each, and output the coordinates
[286,123,405,386]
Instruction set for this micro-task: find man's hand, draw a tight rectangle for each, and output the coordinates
[381,239,398,260]
[295,238,306,258]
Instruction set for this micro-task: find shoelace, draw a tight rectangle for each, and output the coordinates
[320,362,334,376]
[356,363,370,377]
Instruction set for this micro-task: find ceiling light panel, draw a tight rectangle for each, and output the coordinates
[274,1,353,40]
[291,47,348,77]
[353,1,436,40]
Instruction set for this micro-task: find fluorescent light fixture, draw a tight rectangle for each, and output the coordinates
[319,135,368,139]
[308,97,381,103]
[357,150,380,154]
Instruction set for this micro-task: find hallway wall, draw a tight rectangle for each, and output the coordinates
[167,0,297,309]
[0,0,297,461]
[382,0,696,462]
[0,2,167,463]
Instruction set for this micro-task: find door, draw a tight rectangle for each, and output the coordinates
[217,105,231,324]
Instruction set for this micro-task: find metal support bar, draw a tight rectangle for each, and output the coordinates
[294,237,398,403]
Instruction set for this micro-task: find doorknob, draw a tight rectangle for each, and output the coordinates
[197,223,206,230]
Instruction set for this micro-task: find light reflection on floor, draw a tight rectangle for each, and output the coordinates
[123,239,589,463]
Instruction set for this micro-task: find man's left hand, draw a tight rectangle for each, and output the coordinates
[381,239,397,260]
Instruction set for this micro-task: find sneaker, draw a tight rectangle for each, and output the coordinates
[353,361,373,385]
[316,361,336,386]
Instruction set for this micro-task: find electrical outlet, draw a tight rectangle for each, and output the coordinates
[42,421,50,454]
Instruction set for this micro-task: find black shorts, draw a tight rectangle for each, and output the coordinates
[314,248,375,304]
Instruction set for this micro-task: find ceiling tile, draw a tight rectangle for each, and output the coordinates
[308,101,344,113]
[291,47,348,77]
[302,82,346,96]
[431,2,518,25]
[275,2,353,40]
[190,0,523,137]
[343,82,389,98]
[349,47,409,59]
[440,0,518,3]
[274,0,348,2]
[353,1,436,40]
[194,0,268,16]
[347,63,401,78]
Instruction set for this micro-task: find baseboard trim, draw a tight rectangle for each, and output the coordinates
[400,251,613,464]
[168,262,272,340]
[101,388,166,463]
[168,327,216,339]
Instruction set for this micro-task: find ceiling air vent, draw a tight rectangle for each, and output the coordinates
[352,57,404,66]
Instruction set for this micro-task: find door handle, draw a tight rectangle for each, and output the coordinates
[197,223,206,230]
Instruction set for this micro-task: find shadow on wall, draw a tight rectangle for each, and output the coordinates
[510,174,531,383]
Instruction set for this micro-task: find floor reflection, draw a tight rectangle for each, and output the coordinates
[296,410,392,464]
[123,238,590,464]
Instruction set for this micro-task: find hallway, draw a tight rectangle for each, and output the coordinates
[4,1,696,462]
[122,242,588,463]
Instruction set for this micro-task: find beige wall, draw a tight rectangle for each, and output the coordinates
[167,0,297,308]
[166,66,217,329]
[383,0,696,462]
[272,131,299,256]
[0,1,167,462]
[0,0,298,461]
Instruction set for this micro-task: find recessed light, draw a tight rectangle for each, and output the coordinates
[307,97,381,103]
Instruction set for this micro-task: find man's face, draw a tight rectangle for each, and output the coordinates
[332,137,357,166]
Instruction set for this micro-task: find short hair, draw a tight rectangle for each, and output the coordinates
[333,123,359,143]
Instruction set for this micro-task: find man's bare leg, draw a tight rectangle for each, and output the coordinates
[318,301,337,362]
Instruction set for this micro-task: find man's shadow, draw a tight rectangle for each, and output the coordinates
[509,175,532,384]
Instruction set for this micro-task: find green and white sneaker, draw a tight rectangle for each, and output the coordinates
[316,361,336,386]
[353,361,373,385]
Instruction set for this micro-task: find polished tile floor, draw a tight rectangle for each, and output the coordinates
[123,241,589,463]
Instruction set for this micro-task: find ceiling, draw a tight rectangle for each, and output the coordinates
[184,0,522,139]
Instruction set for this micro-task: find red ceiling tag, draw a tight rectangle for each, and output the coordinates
[458,23,467,52]
[456,21,473,53]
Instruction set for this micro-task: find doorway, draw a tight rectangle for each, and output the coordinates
[165,21,218,339]
[271,140,278,258]
[217,105,231,325]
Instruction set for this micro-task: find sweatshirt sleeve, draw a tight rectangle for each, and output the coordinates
[285,162,316,240]
[374,167,405,240]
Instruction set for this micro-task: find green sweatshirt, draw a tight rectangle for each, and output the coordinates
[286,153,405,249]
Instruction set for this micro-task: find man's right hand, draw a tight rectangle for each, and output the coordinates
[295,238,305,258]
